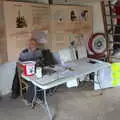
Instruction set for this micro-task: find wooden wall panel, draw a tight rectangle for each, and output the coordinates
[0,1,93,62]
[3,1,49,62]
[3,2,32,61]
[0,1,8,63]
[49,4,93,52]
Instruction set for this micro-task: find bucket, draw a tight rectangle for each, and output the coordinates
[22,61,36,76]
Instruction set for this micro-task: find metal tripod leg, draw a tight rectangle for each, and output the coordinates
[32,85,37,108]
[44,90,53,120]
[95,71,103,95]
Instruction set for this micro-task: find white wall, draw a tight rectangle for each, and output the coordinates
[0,0,104,95]
[0,62,16,95]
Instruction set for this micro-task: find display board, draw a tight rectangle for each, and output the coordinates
[51,5,92,32]
[31,4,49,30]
[49,5,93,52]
[3,1,49,61]
[0,1,93,62]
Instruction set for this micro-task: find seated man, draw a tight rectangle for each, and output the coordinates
[11,38,43,103]
[19,38,42,62]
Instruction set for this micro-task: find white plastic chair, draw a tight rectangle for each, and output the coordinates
[76,45,88,82]
[59,47,76,63]
[76,45,87,59]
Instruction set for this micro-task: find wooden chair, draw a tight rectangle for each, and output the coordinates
[16,62,28,97]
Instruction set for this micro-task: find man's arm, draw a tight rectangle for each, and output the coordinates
[19,48,43,63]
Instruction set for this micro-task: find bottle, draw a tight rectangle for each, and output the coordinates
[36,67,42,79]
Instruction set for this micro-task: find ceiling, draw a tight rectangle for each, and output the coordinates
[16,0,103,3]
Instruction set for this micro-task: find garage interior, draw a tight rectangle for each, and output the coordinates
[0,0,120,120]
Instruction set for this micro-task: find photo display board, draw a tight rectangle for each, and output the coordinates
[0,1,93,62]
[3,1,49,61]
[49,5,93,52]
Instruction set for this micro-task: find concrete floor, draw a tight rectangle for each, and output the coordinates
[0,85,120,120]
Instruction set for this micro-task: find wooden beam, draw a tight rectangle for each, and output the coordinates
[48,0,53,4]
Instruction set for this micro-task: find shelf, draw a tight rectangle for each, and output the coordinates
[108,33,120,36]
[108,49,114,51]
[108,41,120,45]
[106,14,120,18]
[107,24,120,27]
[105,4,120,7]
[110,57,120,60]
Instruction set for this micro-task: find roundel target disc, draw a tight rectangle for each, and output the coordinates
[88,33,106,54]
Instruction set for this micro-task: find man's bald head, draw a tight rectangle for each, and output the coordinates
[28,38,38,51]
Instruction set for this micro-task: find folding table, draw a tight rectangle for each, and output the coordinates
[22,58,110,120]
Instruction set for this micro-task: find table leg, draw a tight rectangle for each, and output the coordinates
[95,71,103,95]
[44,90,53,120]
[32,85,37,108]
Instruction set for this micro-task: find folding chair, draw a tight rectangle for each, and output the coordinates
[16,62,28,97]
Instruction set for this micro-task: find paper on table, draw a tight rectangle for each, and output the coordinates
[51,65,66,72]
[66,77,78,88]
